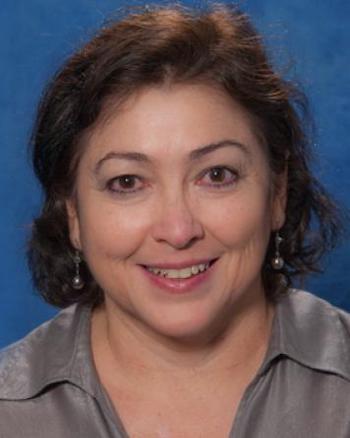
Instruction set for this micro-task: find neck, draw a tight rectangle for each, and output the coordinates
[91,291,274,383]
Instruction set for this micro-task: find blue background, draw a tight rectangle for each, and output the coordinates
[0,0,349,348]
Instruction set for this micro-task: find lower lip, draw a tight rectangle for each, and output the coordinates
[140,262,217,295]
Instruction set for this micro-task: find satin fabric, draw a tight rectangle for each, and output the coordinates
[1,289,350,437]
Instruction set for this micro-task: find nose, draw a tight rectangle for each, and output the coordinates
[151,192,204,249]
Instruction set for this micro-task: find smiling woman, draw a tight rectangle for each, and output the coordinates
[66,83,281,341]
[0,3,349,438]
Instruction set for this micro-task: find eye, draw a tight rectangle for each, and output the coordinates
[198,166,239,188]
[107,174,144,195]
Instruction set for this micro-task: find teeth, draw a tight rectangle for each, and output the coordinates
[191,265,199,275]
[147,263,210,279]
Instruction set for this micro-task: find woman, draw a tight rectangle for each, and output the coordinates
[0,3,348,437]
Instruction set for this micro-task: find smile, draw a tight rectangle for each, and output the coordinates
[141,259,218,294]
[146,262,211,279]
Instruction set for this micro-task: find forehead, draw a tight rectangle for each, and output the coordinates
[81,83,264,163]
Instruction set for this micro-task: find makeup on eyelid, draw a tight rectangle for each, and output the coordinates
[92,138,252,176]
[101,166,242,197]
[94,153,248,196]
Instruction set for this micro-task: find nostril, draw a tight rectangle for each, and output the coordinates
[152,225,203,249]
[151,201,204,248]
[174,235,202,250]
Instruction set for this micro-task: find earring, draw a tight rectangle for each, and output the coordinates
[271,231,284,270]
[72,250,85,290]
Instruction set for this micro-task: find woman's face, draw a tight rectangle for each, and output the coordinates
[67,83,286,340]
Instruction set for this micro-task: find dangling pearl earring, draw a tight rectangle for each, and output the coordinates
[271,231,284,270]
[72,250,85,290]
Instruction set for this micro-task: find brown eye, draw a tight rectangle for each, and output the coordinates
[209,167,228,183]
[198,166,238,188]
[107,174,144,195]
[118,175,137,188]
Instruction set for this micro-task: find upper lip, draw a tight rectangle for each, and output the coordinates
[141,258,217,270]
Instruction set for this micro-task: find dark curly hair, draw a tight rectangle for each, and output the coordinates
[28,3,343,308]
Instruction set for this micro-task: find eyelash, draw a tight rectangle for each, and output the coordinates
[106,166,239,196]
[106,175,145,195]
[196,166,239,189]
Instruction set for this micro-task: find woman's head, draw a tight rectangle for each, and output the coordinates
[29,3,341,308]
[65,82,285,338]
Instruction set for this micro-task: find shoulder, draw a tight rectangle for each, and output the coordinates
[0,305,104,437]
[0,304,87,400]
[282,289,350,331]
[274,289,350,380]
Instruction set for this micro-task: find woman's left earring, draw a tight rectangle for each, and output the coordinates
[72,250,85,290]
[271,231,284,270]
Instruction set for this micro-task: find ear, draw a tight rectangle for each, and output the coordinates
[271,168,288,231]
[65,198,82,250]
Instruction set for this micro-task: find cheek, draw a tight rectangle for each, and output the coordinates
[78,199,151,260]
[201,190,273,249]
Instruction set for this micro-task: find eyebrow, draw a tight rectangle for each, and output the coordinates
[189,140,250,160]
[94,151,150,174]
[94,139,250,174]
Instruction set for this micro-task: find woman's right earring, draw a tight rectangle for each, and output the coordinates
[271,231,284,270]
[72,250,85,290]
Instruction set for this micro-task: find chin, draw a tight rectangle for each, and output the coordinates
[142,305,228,343]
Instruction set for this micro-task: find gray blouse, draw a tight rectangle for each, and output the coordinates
[1,289,350,437]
